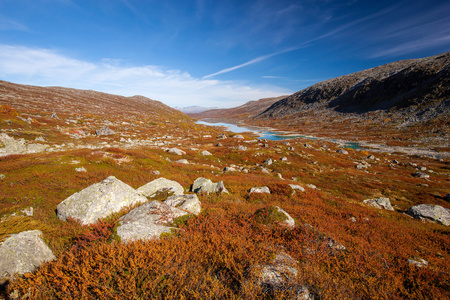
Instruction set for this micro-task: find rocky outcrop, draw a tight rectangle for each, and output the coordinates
[0,133,47,157]
[117,201,188,242]
[191,177,228,194]
[0,230,55,280]
[56,176,147,225]
[136,178,184,198]
[363,197,394,211]
[117,195,201,242]
[406,204,450,226]
[166,148,186,155]
[250,186,271,194]
[95,126,115,136]
[251,251,312,299]
[257,52,450,123]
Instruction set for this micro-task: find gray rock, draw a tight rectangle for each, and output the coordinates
[191,177,228,194]
[406,204,450,226]
[233,135,244,139]
[289,184,305,193]
[217,134,227,139]
[75,167,87,172]
[326,237,347,252]
[201,150,212,156]
[56,176,147,225]
[306,184,317,189]
[336,149,348,154]
[223,166,237,172]
[175,159,189,165]
[50,112,59,118]
[252,251,313,299]
[250,186,271,194]
[264,158,273,165]
[356,163,368,170]
[408,258,428,268]
[261,167,270,174]
[216,142,223,147]
[413,172,429,179]
[363,197,394,211]
[0,230,55,280]
[280,157,288,161]
[0,133,47,157]
[0,174,5,180]
[166,147,186,155]
[21,207,33,217]
[237,145,247,151]
[275,206,295,227]
[164,194,201,215]
[137,178,184,198]
[95,126,115,136]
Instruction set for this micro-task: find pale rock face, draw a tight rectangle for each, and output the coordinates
[363,197,394,211]
[95,126,115,136]
[0,230,55,280]
[250,186,271,194]
[201,150,212,156]
[274,206,295,228]
[136,178,184,198]
[336,149,349,154]
[56,176,148,225]
[407,204,450,226]
[117,200,194,242]
[164,194,201,215]
[191,177,228,194]
[251,251,313,299]
[166,148,186,155]
[289,184,305,193]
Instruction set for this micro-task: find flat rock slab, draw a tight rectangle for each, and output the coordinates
[164,194,201,215]
[407,204,450,226]
[0,230,55,280]
[117,200,190,242]
[137,178,184,198]
[363,197,394,211]
[250,186,271,194]
[57,176,147,225]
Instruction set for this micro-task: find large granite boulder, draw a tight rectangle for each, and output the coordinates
[191,177,228,194]
[56,176,147,225]
[0,230,55,280]
[136,178,184,198]
[406,204,450,226]
[117,200,193,242]
[362,197,394,211]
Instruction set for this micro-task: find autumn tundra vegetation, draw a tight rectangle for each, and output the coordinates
[0,57,449,300]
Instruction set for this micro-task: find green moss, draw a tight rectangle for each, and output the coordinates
[253,206,288,226]
[170,214,193,228]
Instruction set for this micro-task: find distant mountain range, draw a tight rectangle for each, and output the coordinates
[174,106,219,114]
[187,96,287,121]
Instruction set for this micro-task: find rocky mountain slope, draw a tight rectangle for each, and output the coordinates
[258,52,449,122]
[0,80,190,123]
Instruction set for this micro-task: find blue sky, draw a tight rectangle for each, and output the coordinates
[0,0,449,108]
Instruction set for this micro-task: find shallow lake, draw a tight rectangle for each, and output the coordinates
[197,120,361,149]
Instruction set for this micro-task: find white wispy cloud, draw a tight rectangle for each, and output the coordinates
[0,18,28,31]
[0,44,290,108]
